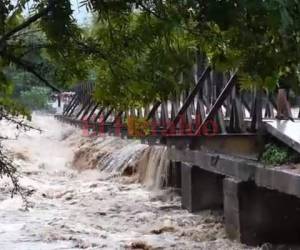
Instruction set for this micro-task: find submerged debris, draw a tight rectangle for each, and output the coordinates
[127,241,153,250]
[150,226,175,235]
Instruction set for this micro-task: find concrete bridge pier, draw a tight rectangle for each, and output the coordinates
[181,163,223,212]
[168,161,182,190]
[177,161,300,246]
[223,178,300,246]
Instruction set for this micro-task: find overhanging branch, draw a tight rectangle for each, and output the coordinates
[5,52,61,92]
[0,3,52,46]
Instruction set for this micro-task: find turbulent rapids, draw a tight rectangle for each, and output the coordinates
[0,114,256,249]
[72,135,170,190]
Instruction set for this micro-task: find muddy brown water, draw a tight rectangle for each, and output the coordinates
[0,114,258,250]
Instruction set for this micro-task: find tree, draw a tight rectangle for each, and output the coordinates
[3,0,300,109]
[2,1,300,107]
[80,0,300,94]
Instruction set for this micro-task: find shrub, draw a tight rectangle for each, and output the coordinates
[260,143,300,166]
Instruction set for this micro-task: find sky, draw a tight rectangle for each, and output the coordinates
[71,0,92,25]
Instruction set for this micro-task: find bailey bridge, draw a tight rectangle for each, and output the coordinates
[56,66,300,247]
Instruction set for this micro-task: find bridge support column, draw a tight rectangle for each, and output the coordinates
[223,178,300,246]
[181,163,223,212]
[168,161,181,190]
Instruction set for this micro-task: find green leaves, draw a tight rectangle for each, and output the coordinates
[2,0,300,112]
[71,0,300,107]
[87,11,196,108]
[261,142,300,166]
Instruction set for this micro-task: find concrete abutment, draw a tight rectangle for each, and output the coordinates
[223,178,300,246]
[168,161,182,190]
[170,160,300,246]
[180,163,223,212]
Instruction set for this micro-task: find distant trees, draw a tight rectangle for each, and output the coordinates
[19,86,50,110]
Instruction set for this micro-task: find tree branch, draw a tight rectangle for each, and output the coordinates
[1,111,42,133]
[7,43,57,57]
[8,28,43,40]
[0,4,52,46]
[137,1,167,20]
[4,52,61,92]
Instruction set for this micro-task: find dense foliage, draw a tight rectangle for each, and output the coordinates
[89,13,196,108]
[81,0,300,107]
[2,0,300,109]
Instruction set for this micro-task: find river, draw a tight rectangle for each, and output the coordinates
[0,114,257,250]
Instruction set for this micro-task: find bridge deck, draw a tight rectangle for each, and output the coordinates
[264,120,300,154]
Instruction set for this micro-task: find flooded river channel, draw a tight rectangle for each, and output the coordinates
[0,114,257,250]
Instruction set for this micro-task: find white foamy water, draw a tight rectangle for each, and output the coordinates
[0,114,257,250]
